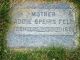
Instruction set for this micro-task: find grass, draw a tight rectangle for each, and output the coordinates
[0,0,80,60]
[7,47,80,60]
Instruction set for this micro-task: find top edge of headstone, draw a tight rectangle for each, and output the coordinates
[12,2,73,9]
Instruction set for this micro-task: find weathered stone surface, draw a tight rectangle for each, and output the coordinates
[7,2,77,48]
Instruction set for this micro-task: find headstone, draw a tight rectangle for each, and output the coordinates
[7,2,77,48]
